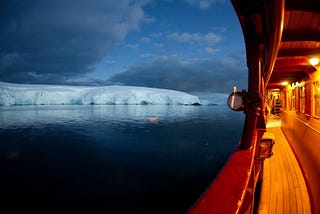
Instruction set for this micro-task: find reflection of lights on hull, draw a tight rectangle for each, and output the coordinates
[230,86,237,109]
[231,94,235,108]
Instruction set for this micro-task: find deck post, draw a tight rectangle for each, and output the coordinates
[239,17,261,149]
[239,0,284,150]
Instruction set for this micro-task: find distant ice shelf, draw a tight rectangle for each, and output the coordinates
[0,82,200,106]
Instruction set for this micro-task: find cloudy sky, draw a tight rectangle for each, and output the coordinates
[0,0,247,94]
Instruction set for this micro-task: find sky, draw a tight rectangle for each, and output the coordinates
[0,0,247,95]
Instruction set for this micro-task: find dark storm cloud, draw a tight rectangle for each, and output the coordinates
[108,55,247,93]
[0,0,147,84]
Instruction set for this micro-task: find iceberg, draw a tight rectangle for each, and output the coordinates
[0,82,200,106]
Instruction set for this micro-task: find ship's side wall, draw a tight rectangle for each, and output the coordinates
[278,70,320,214]
[281,110,320,214]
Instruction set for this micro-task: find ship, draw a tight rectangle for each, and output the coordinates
[188,0,320,213]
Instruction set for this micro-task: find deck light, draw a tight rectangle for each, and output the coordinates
[309,57,320,66]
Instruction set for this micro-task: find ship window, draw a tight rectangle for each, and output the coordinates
[296,87,300,112]
[292,88,296,110]
[305,83,312,115]
[287,90,292,110]
[300,86,305,114]
[313,81,320,118]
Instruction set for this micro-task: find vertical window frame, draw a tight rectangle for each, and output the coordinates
[313,81,320,118]
[300,86,305,114]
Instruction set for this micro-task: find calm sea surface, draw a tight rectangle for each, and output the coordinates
[0,105,244,213]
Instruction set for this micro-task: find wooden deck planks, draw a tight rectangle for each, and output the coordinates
[257,120,311,214]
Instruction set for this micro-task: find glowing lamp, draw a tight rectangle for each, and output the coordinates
[281,81,288,86]
[309,57,320,66]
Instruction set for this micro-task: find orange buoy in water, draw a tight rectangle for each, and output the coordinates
[147,117,159,123]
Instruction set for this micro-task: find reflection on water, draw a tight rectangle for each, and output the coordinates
[0,105,201,128]
[0,105,244,213]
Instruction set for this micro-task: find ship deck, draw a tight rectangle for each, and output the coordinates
[257,116,311,214]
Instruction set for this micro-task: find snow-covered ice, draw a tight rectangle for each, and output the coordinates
[0,82,200,106]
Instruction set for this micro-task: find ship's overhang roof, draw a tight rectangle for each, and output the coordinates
[232,0,320,89]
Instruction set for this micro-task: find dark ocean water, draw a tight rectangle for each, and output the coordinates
[0,105,244,213]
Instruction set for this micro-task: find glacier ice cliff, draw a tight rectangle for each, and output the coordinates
[0,82,200,106]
